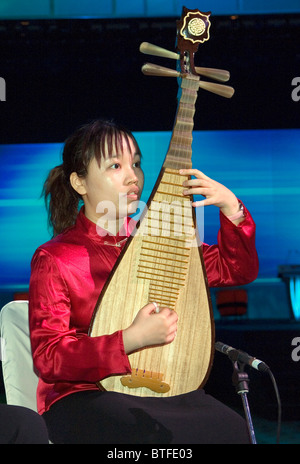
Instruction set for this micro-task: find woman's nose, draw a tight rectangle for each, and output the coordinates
[125,166,138,184]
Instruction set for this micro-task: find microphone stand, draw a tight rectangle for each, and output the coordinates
[231,360,257,444]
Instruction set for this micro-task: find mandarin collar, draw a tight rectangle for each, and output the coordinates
[76,207,135,245]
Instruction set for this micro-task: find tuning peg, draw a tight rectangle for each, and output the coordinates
[140,42,179,60]
[195,67,230,82]
[141,63,181,78]
[141,62,235,98]
[198,81,235,98]
[140,42,231,83]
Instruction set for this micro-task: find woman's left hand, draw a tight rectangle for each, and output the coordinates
[179,168,240,217]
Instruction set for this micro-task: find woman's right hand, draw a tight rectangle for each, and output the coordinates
[122,302,178,354]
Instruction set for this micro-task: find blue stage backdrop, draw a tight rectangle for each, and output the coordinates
[0,128,299,292]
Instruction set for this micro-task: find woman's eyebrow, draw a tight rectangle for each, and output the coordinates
[112,151,141,158]
[110,154,122,158]
[105,150,141,161]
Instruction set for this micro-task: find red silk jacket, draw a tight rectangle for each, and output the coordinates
[29,206,258,414]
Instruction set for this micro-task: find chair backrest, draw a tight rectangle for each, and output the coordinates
[0,300,39,412]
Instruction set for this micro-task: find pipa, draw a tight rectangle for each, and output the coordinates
[89,7,235,397]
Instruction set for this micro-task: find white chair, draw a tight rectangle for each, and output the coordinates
[0,300,39,412]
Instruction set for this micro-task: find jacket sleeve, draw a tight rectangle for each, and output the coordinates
[202,202,259,287]
[29,249,131,384]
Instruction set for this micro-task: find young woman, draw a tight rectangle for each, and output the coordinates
[29,119,258,444]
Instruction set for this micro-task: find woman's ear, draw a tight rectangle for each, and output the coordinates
[70,172,87,195]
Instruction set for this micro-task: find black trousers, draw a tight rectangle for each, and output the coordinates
[43,389,250,444]
[0,404,49,444]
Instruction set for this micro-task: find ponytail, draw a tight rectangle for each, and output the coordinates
[43,164,81,236]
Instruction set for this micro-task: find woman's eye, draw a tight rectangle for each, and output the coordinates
[110,163,120,169]
[133,161,141,168]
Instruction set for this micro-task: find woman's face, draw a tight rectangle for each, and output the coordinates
[71,135,144,230]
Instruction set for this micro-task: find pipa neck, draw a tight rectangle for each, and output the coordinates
[163,75,200,170]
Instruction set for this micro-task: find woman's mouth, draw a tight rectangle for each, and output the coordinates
[127,187,139,200]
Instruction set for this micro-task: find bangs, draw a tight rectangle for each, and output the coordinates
[81,120,139,168]
[98,128,136,162]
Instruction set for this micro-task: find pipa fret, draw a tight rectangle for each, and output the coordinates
[163,78,199,171]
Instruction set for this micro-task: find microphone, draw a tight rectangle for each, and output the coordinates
[215,341,270,373]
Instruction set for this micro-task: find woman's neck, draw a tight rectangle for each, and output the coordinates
[85,212,126,237]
